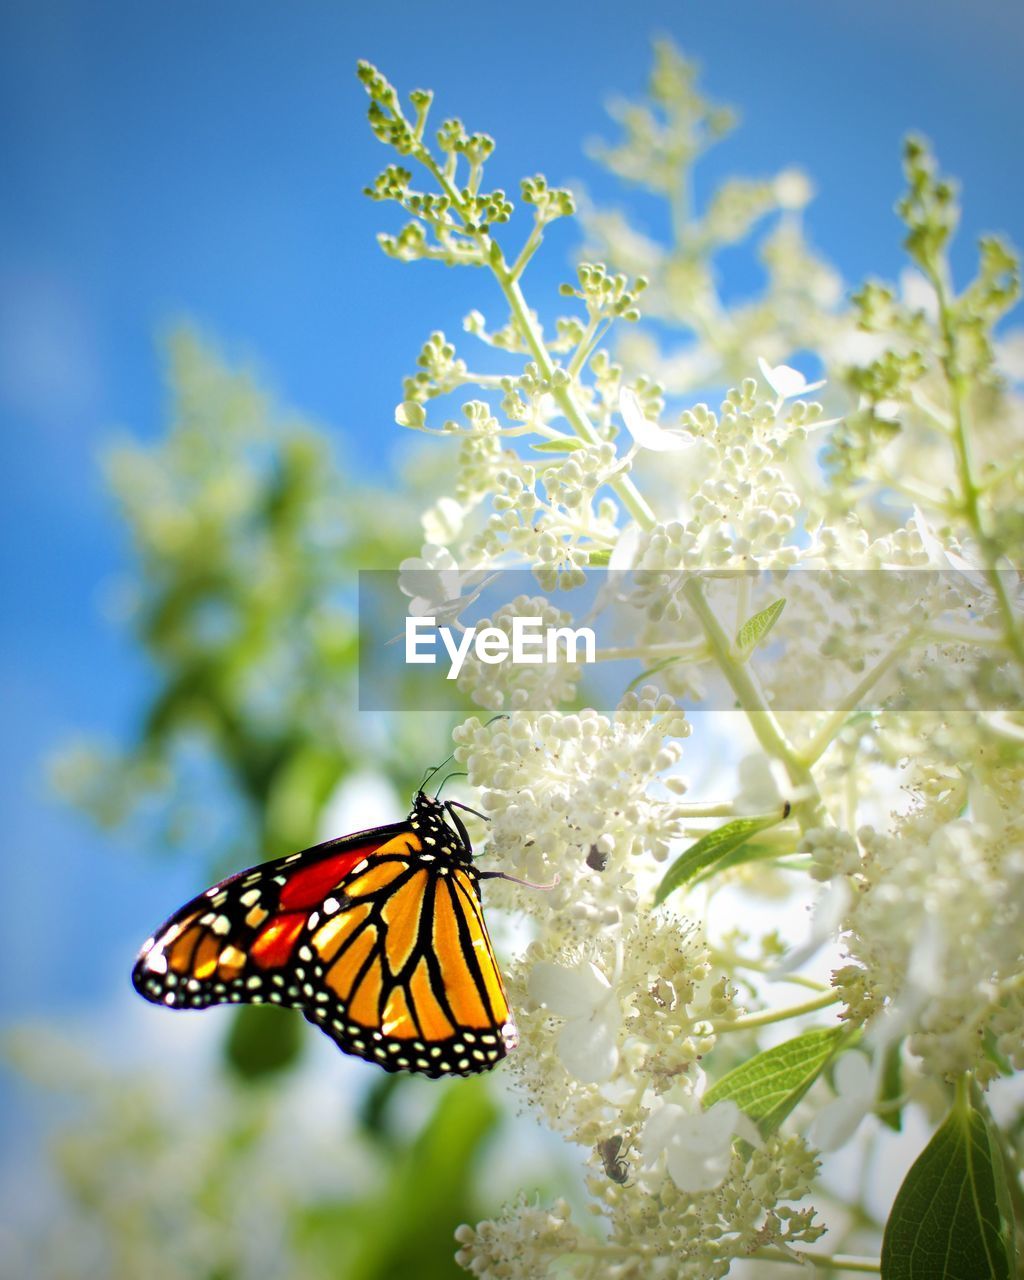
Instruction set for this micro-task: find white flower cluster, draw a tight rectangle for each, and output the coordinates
[452,904,825,1278]
[453,690,690,918]
[455,1130,824,1280]
[449,695,829,1275]
[454,1198,584,1279]
[360,46,1024,1280]
[509,913,719,1127]
[834,769,1024,1083]
[455,595,584,712]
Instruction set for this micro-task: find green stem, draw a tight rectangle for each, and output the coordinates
[953,1071,971,1120]
[671,801,737,818]
[567,314,604,380]
[713,954,830,990]
[908,386,953,432]
[926,261,1024,669]
[800,635,917,766]
[572,318,612,378]
[753,1249,881,1274]
[508,214,544,281]
[450,372,507,390]
[718,990,841,1032]
[882,474,951,510]
[922,626,1006,647]
[403,126,655,531]
[680,578,823,824]
[773,974,831,992]
[500,271,657,528]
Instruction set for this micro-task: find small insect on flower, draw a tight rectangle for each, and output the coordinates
[586,843,609,872]
[132,769,530,1078]
[597,1133,632,1184]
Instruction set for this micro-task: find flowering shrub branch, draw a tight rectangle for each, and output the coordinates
[360,43,1023,1280]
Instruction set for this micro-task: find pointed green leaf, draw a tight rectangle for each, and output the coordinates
[881,1089,1015,1280]
[688,839,786,889]
[530,437,585,453]
[704,1027,845,1137]
[654,813,784,904]
[736,597,785,653]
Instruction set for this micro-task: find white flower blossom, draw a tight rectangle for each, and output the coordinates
[397,544,493,624]
[808,1052,876,1152]
[757,355,826,400]
[528,958,621,1083]
[421,494,465,545]
[769,874,851,973]
[911,505,1022,599]
[620,387,695,452]
[642,1092,760,1193]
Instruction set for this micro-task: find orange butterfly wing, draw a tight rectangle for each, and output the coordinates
[132,823,408,1009]
[133,804,516,1077]
[304,854,515,1074]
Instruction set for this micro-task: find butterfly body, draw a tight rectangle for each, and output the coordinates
[133,792,517,1077]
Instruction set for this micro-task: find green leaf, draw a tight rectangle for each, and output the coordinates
[881,1088,1015,1280]
[625,655,681,693]
[704,1026,845,1137]
[530,437,585,452]
[688,839,786,889]
[654,814,784,904]
[736,597,785,652]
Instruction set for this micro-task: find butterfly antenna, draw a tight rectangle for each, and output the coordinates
[420,750,457,792]
[478,870,561,891]
[434,771,469,799]
[423,717,508,792]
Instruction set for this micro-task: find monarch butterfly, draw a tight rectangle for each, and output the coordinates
[132,787,517,1077]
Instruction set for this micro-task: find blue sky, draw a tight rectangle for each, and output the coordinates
[1,0,1022,1033]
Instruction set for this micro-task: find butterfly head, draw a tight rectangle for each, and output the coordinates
[409,790,475,865]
